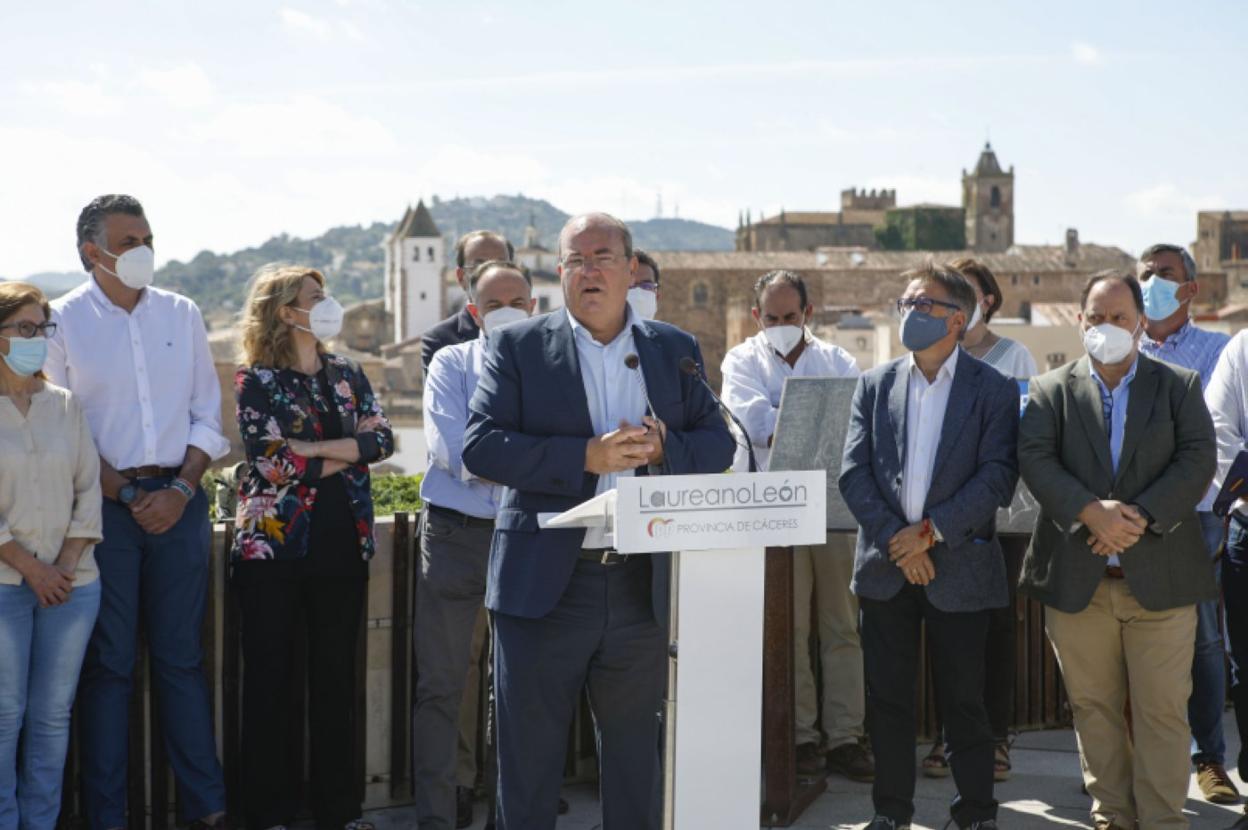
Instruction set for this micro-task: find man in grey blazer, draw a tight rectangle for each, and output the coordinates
[1019,271,1216,830]
[841,263,1019,830]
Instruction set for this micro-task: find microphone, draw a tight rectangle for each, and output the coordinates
[679,356,759,473]
[624,353,671,475]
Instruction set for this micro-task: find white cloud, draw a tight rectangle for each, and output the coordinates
[279,7,365,42]
[20,78,118,117]
[138,63,216,108]
[280,7,334,39]
[1124,183,1222,219]
[1071,42,1101,65]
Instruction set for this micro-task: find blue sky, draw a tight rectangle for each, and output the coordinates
[2,0,1245,278]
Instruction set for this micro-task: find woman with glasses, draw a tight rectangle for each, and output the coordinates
[232,265,393,830]
[0,282,103,830]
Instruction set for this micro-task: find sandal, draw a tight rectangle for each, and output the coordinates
[922,739,950,778]
[993,740,1012,781]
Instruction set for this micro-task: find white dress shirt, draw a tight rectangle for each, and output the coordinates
[568,307,648,549]
[1206,330,1248,504]
[901,348,959,525]
[421,336,503,519]
[720,329,860,472]
[45,277,230,470]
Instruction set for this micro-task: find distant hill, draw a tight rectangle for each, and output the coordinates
[0,271,88,298]
[16,195,733,320]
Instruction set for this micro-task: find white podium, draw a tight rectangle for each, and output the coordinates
[545,470,826,829]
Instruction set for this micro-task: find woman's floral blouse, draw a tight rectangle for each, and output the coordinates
[233,354,394,561]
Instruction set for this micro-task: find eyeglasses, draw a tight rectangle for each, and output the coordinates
[895,297,962,316]
[633,281,659,293]
[561,252,624,273]
[0,321,57,339]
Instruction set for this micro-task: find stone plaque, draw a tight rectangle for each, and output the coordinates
[767,376,1038,536]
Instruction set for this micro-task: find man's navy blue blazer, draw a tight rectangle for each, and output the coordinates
[462,310,735,620]
[838,349,1020,613]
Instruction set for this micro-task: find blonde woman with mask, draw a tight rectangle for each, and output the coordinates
[233,265,393,830]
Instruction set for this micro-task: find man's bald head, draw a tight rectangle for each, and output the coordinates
[558,213,633,260]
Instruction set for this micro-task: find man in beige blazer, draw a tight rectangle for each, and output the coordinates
[1018,271,1216,830]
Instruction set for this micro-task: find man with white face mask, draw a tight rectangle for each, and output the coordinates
[1018,271,1217,830]
[720,270,872,781]
[1134,244,1236,805]
[415,261,535,830]
[45,195,230,830]
[627,249,661,321]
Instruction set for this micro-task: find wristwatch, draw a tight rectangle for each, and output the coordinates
[118,482,138,506]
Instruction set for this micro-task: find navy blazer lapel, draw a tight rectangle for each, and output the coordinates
[886,360,908,474]
[630,321,667,413]
[930,350,977,475]
[543,312,595,435]
[1068,357,1115,479]
[1115,355,1158,485]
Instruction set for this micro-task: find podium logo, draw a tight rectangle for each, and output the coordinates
[647,517,675,538]
[641,480,808,512]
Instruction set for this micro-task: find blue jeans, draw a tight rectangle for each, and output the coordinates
[77,485,225,830]
[1191,512,1227,765]
[0,578,101,830]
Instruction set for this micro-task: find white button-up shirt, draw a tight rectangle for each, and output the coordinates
[1207,330,1248,505]
[902,348,959,525]
[720,330,860,472]
[45,277,230,470]
[568,307,647,549]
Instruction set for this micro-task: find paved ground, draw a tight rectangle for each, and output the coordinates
[309,714,1248,829]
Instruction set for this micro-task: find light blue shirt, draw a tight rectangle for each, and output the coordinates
[1089,356,1139,567]
[568,307,649,548]
[421,337,502,519]
[1140,319,1230,511]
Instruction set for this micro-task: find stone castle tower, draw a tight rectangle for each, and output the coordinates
[384,200,443,344]
[962,143,1014,252]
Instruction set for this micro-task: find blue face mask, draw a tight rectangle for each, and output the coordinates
[900,310,951,352]
[1141,276,1183,321]
[0,335,47,377]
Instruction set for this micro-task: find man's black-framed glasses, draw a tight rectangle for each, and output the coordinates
[895,297,961,316]
[0,321,57,339]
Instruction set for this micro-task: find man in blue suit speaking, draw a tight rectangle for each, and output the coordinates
[462,213,734,830]
[839,263,1019,830]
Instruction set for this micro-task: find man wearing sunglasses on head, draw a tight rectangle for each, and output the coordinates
[840,263,1019,830]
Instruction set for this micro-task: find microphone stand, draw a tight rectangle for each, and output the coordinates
[624,353,671,476]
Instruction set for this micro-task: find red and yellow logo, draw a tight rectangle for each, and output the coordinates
[647,517,674,537]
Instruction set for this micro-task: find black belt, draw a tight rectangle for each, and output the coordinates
[426,504,495,530]
[1105,565,1125,579]
[117,465,178,480]
[579,548,632,565]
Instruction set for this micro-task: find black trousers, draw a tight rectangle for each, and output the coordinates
[235,549,367,830]
[932,538,1024,742]
[861,584,996,827]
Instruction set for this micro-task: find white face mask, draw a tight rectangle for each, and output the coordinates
[627,287,658,321]
[98,245,155,290]
[969,300,984,331]
[292,296,344,341]
[1082,321,1139,365]
[481,306,529,334]
[764,324,804,356]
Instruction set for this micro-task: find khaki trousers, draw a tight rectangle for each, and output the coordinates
[794,534,866,747]
[1046,577,1196,830]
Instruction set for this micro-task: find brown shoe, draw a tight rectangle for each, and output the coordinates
[1197,761,1241,804]
[795,742,825,776]
[826,738,875,782]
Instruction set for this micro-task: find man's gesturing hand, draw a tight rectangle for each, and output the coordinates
[1079,500,1146,556]
[585,425,652,474]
